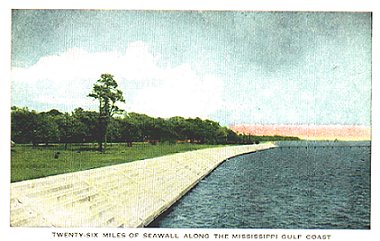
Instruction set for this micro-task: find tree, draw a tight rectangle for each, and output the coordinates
[150,117,177,143]
[127,112,153,142]
[72,108,99,143]
[11,107,38,144]
[167,116,187,141]
[88,74,125,152]
[119,114,141,146]
[33,113,60,146]
[11,107,59,146]
[55,112,88,149]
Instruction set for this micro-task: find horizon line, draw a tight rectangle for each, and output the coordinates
[230,123,371,128]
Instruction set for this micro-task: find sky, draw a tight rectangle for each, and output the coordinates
[11,10,372,126]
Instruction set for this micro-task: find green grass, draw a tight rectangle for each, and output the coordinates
[11,142,222,183]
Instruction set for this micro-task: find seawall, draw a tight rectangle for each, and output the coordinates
[10,143,276,227]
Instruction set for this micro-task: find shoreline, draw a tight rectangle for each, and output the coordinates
[10,143,276,227]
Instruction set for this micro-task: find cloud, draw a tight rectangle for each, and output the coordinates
[132,66,223,118]
[12,41,224,119]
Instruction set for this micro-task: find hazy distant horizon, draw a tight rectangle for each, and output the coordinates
[231,124,371,141]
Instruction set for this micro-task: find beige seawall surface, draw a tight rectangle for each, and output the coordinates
[10,143,276,227]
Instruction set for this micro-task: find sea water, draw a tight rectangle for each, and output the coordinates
[150,141,370,229]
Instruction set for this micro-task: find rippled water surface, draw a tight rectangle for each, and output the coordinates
[150,141,370,229]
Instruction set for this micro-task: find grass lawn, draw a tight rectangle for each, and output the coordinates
[11,142,222,182]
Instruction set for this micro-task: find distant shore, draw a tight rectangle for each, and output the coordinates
[231,124,371,141]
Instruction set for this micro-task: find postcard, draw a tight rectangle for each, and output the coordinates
[1,1,378,241]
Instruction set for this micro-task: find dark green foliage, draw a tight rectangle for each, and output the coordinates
[11,106,300,147]
[250,135,300,142]
[11,107,59,146]
[88,74,125,152]
[11,106,38,144]
[33,112,60,146]
[71,107,100,143]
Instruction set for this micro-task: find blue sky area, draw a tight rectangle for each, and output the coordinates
[11,10,372,126]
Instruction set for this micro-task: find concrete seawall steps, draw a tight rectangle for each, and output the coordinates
[10,143,276,227]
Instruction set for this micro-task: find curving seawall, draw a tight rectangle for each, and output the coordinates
[10,143,276,227]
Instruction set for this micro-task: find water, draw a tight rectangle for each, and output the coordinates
[150,141,371,229]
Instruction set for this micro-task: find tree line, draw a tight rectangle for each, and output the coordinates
[11,106,299,148]
[11,106,253,147]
